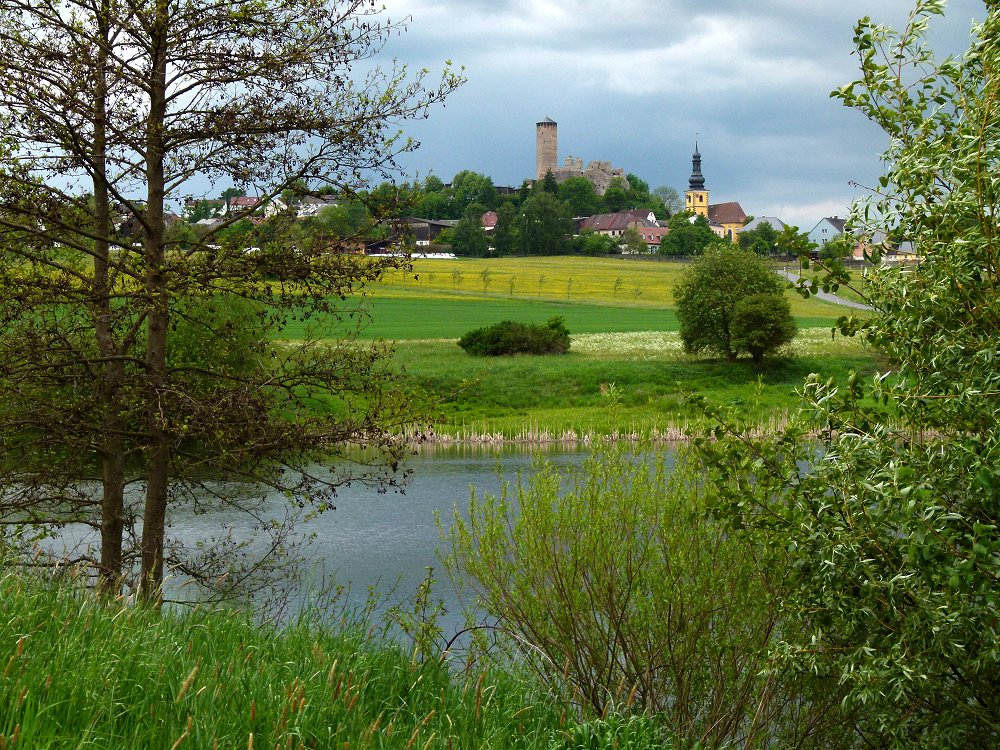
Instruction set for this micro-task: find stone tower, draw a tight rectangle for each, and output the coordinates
[684,141,709,217]
[536,117,558,181]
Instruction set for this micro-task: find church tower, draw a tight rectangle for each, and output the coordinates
[536,117,558,181]
[684,141,709,217]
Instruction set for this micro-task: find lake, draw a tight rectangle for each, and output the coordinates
[42,445,592,639]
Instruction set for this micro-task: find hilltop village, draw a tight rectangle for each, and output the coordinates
[177,116,893,261]
[530,117,870,257]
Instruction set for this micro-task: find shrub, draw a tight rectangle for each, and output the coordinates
[729,292,797,363]
[457,316,570,356]
[444,443,851,749]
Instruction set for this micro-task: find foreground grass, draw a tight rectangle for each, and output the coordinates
[392,328,880,439]
[0,570,585,749]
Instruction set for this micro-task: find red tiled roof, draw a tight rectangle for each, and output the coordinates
[229,196,261,209]
[707,201,746,225]
[580,210,656,232]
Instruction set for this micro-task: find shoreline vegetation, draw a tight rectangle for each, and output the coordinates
[384,327,878,446]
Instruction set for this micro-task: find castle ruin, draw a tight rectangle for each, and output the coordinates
[535,117,628,196]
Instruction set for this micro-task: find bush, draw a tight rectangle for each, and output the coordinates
[457,316,570,356]
[444,443,851,749]
[730,292,797,363]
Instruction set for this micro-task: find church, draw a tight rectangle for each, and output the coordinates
[683,143,746,242]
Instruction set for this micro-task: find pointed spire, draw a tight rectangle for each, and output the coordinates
[688,140,705,191]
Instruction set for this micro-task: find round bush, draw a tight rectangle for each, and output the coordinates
[458,316,570,356]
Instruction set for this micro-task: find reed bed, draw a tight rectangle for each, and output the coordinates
[407,410,797,448]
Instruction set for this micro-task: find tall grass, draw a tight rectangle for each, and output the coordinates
[0,568,594,749]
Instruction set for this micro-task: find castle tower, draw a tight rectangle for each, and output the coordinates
[684,141,709,217]
[536,117,558,181]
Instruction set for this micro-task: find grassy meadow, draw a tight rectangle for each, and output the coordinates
[279,256,879,439]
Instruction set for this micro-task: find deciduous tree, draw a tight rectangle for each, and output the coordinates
[673,245,786,360]
[0,0,461,602]
[658,212,721,257]
[449,205,490,257]
[700,2,1000,745]
[519,192,573,255]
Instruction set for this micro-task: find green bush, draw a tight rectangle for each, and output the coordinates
[444,442,851,749]
[673,244,787,360]
[458,316,570,356]
[730,292,797,363]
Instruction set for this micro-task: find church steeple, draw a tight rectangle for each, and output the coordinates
[688,141,705,191]
[684,140,709,217]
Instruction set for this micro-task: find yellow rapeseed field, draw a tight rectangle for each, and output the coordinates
[378,256,688,306]
[374,255,849,319]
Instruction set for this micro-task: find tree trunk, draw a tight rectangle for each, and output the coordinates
[139,6,170,605]
[92,2,126,595]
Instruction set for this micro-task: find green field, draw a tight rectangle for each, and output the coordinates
[277,256,878,438]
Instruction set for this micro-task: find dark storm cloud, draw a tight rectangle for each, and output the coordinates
[382,0,986,227]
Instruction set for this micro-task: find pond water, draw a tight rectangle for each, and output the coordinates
[302,446,592,633]
[43,445,592,638]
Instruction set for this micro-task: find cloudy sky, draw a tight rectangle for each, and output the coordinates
[377,0,985,229]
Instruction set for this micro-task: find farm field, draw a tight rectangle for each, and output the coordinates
[378,255,853,320]
[293,256,879,439]
[278,256,862,341]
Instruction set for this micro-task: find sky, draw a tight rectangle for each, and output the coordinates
[376,0,986,229]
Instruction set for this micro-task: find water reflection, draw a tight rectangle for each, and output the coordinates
[37,444,591,637]
[293,444,590,634]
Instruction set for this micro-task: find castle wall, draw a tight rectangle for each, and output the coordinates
[534,119,628,195]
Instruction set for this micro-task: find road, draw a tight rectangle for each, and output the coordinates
[779,269,872,311]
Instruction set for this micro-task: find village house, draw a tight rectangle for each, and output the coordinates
[637,225,670,251]
[579,209,658,238]
[296,195,341,219]
[807,216,847,248]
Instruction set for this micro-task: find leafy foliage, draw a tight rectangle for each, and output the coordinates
[737,220,781,255]
[673,245,787,360]
[0,0,460,600]
[457,316,570,356]
[730,293,797,363]
[699,2,1000,746]
[573,229,619,256]
[520,192,574,255]
[657,211,721,256]
[444,443,851,748]
[450,204,491,256]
